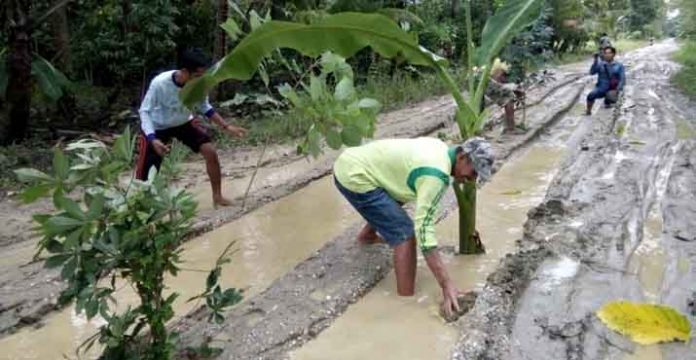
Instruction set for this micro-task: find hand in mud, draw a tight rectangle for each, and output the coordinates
[441,283,463,319]
[151,139,170,156]
[224,124,248,138]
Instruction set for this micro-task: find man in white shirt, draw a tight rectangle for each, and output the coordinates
[136,48,247,207]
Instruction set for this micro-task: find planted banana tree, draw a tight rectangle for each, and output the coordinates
[181,0,543,254]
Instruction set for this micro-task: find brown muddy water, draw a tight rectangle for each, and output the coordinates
[0,177,357,360]
[290,140,569,360]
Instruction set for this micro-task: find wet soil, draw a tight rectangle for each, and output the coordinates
[0,60,584,343]
[453,40,696,360]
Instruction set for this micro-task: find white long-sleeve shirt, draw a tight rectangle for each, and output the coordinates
[139,70,215,140]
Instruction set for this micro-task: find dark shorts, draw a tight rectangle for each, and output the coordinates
[135,120,211,180]
[587,85,614,104]
[335,177,414,247]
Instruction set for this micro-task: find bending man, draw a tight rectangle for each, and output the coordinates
[136,48,248,207]
[333,137,494,317]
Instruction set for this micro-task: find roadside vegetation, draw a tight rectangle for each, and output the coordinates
[672,41,696,97]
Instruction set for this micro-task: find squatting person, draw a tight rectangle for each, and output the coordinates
[333,137,494,317]
[136,48,248,207]
[586,46,626,115]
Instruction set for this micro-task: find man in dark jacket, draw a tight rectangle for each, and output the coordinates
[586,46,626,115]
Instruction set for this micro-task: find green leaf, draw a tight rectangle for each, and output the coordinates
[112,127,133,163]
[477,0,544,66]
[56,194,86,220]
[306,126,322,157]
[15,168,53,183]
[334,77,355,101]
[221,18,242,41]
[325,128,343,149]
[45,216,84,233]
[597,301,692,345]
[181,13,446,107]
[53,149,69,180]
[249,10,264,30]
[309,75,324,101]
[45,254,70,269]
[31,55,71,101]
[259,63,270,88]
[277,83,302,107]
[20,184,53,203]
[341,125,363,147]
[86,194,106,220]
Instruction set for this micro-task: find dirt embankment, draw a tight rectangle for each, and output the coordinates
[453,40,696,360]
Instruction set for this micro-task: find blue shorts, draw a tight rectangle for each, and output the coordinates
[587,85,614,104]
[335,177,414,247]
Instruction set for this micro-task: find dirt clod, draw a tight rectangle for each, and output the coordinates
[440,291,478,323]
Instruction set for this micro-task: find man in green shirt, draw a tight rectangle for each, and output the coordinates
[333,137,494,317]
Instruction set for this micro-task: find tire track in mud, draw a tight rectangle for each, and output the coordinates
[453,40,696,360]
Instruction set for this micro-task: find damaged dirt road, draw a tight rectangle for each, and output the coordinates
[454,39,696,360]
[2,40,692,360]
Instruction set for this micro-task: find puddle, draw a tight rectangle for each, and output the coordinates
[290,143,567,360]
[627,211,665,303]
[0,176,357,360]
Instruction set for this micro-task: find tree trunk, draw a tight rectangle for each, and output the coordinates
[454,179,484,254]
[214,0,228,61]
[49,0,70,73]
[2,0,32,144]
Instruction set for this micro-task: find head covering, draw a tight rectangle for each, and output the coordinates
[459,137,494,184]
[491,58,510,76]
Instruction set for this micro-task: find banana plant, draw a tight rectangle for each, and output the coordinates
[181,0,543,254]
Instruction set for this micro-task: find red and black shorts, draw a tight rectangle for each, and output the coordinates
[135,120,212,180]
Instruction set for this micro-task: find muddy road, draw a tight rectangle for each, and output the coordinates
[454,40,696,360]
[1,40,691,360]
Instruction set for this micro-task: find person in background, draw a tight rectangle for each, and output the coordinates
[136,48,248,207]
[333,137,494,318]
[586,46,626,115]
[485,59,525,134]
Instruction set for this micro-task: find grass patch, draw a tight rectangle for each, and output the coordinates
[213,68,468,150]
[672,41,696,99]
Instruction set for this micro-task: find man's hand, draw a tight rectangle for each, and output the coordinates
[151,139,170,156]
[441,281,462,319]
[223,124,248,138]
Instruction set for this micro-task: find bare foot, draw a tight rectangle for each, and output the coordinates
[213,196,233,209]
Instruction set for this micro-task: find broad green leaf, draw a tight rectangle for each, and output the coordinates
[341,125,363,147]
[181,13,446,107]
[15,168,53,183]
[597,301,692,345]
[221,18,242,41]
[477,0,544,66]
[325,128,343,149]
[112,127,133,162]
[31,55,71,101]
[334,77,355,101]
[53,149,69,180]
[320,52,352,79]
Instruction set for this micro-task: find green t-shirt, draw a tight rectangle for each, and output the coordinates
[333,138,455,252]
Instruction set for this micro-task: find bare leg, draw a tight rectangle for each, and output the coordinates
[393,237,417,296]
[199,143,231,207]
[503,102,515,132]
